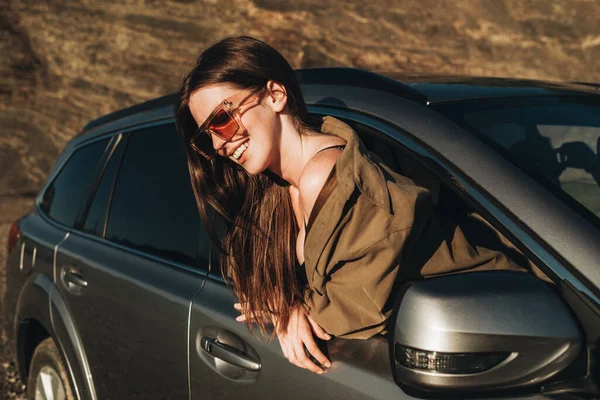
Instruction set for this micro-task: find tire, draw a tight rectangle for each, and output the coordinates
[27,337,75,400]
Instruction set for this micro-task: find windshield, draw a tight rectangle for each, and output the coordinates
[432,96,600,225]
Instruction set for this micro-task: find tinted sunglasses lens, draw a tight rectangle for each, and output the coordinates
[190,131,215,158]
[208,108,239,140]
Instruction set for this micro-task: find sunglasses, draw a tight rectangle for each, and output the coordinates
[189,87,266,159]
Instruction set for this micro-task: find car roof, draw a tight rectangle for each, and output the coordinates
[78,67,599,137]
[79,68,426,135]
[383,73,600,104]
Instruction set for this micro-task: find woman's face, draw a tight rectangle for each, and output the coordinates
[188,83,285,175]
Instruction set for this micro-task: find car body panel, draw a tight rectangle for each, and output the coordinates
[189,276,400,400]
[13,273,54,375]
[6,213,65,370]
[49,274,96,400]
[54,229,204,399]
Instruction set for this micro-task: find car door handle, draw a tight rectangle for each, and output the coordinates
[64,271,88,287]
[60,266,88,294]
[200,336,261,371]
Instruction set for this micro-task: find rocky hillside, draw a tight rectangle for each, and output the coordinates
[1,0,600,198]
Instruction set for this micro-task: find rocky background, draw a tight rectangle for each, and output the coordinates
[1,0,600,397]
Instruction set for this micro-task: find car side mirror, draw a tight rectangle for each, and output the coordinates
[391,271,583,395]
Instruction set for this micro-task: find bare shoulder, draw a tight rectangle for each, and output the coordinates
[298,145,344,219]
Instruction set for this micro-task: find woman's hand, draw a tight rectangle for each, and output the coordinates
[276,306,332,374]
[234,303,332,374]
[234,302,269,323]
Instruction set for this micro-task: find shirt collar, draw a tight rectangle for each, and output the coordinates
[320,116,392,213]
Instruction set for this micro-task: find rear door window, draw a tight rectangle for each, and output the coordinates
[83,135,127,237]
[105,123,209,269]
[40,138,110,228]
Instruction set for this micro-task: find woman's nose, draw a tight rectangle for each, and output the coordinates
[210,133,228,153]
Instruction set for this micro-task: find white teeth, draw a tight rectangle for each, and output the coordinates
[232,142,248,160]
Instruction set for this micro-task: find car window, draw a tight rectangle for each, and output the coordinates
[83,135,127,237]
[105,123,209,269]
[433,96,600,225]
[40,138,110,228]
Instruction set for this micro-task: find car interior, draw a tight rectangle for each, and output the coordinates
[334,117,551,283]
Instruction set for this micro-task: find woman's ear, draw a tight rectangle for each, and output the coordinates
[265,80,287,113]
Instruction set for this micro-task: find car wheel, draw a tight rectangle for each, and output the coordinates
[27,337,75,400]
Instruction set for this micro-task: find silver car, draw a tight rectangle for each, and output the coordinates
[4,68,600,399]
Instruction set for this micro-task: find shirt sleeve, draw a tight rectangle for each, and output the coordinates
[304,226,413,339]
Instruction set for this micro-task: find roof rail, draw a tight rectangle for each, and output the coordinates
[81,68,426,134]
[82,93,178,133]
[296,67,427,103]
[572,81,600,90]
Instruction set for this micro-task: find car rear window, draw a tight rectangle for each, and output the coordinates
[104,123,209,269]
[433,96,600,227]
[40,138,110,228]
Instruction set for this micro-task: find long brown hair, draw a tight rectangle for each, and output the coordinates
[175,36,310,336]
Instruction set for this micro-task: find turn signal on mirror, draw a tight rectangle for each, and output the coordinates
[395,345,510,374]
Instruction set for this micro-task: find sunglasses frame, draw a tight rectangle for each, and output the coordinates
[189,87,266,159]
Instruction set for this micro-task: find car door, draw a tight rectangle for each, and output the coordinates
[188,107,574,400]
[189,272,402,400]
[54,122,210,399]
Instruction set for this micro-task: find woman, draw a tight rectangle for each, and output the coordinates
[175,36,534,375]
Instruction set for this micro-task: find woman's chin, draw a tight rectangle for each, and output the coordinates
[231,147,269,175]
[241,164,266,175]
[243,159,271,176]
[233,157,256,175]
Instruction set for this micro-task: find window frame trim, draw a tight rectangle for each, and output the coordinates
[74,133,125,232]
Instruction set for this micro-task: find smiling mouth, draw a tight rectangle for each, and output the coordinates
[231,141,249,161]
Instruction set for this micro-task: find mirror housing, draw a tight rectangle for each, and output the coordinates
[392,271,583,393]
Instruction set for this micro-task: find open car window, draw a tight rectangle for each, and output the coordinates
[332,115,550,283]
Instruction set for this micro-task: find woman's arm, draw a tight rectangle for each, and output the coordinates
[299,155,429,339]
[234,148,343,374]
[254,148,340,373]
[304,227,412,338]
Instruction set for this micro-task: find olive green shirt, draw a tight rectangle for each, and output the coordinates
[302,117,536,339]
